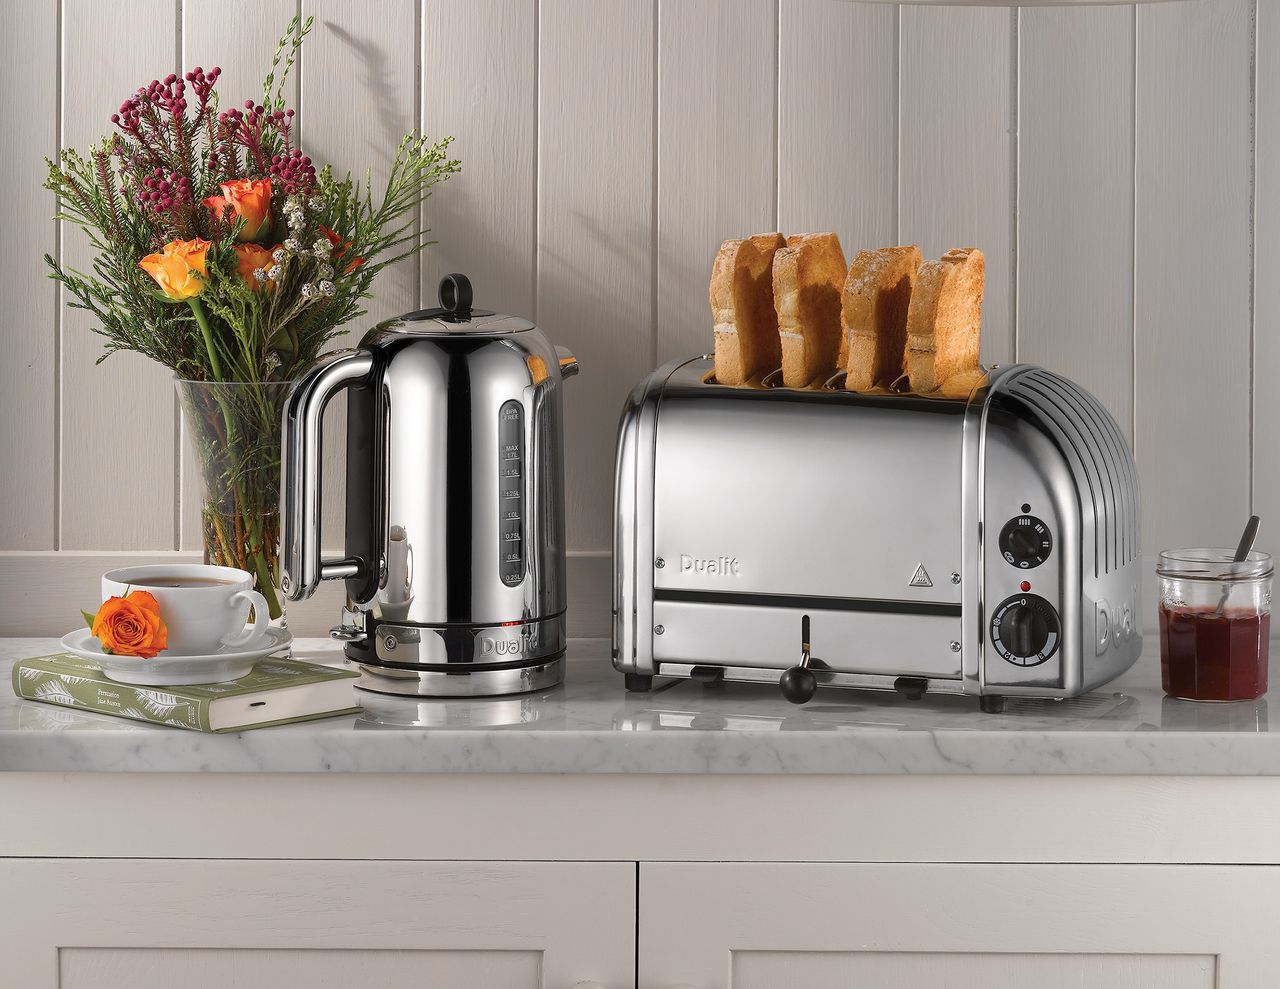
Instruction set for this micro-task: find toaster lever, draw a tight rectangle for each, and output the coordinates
[779,615,819,705]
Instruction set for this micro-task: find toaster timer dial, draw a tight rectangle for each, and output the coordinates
[999,514,1053,569]
[990,594,1060,666]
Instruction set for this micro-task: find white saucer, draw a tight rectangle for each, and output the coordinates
[58,627,293,686]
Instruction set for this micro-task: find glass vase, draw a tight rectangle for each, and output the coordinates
[175,379,290,623]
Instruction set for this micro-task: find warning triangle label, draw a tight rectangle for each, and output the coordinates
[909,564,933,588]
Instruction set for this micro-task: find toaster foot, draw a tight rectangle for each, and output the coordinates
[625,674,654,692]
[979,695,1007,714]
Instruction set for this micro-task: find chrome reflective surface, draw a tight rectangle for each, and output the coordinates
[365,615,566,666]
[651,361,966,604]
[613,357,1142,702]
[280,348,376,601]
[653,601,962,678]
[354,656,565,697]
[281,279,576,696]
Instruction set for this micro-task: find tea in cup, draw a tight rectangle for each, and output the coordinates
[101,564,272,656]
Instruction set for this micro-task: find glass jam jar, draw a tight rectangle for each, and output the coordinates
[1157,549,1273,701]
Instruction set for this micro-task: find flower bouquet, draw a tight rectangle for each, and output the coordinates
[44,17,459,621]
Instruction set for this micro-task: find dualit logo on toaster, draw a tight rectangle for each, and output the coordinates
[680,554,741,577]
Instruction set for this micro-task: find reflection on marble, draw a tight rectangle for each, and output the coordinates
[2,636,1280,774]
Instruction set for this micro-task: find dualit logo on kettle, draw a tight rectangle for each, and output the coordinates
[479,636,524,658]
[680,554,741,577]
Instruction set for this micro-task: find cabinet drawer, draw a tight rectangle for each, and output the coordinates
[0,859,635,989]
[640,862,1280,989]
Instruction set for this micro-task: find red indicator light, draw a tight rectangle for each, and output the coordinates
[1019,580,1031,592]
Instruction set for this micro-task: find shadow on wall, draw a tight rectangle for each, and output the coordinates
[324,21,411,168]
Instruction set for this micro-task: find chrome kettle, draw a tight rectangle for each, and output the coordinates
[281,274,579,696]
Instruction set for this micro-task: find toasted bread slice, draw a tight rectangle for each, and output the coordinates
[904,247,984,393]
[933,366,988,399]
[773,233,847,388]
[841,245,922,391]
[710,233,787,385]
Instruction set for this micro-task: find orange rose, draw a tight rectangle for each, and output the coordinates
[90,591,168,659]
[138,238,210,300]
[233,243,277,291]
[203,178,273,242]
[319,224,364,273]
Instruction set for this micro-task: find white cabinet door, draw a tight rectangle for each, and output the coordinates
[640,862,1280,989]
[1,859,634,989]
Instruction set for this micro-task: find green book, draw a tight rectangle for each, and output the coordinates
[11,653,361,732]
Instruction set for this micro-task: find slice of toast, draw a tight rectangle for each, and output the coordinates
[904,247,984,393]
[933,366,988,399]
[773,232,847,388]
[841,245,922,391]
[710,233,787,385]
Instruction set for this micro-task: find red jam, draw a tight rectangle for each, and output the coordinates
[1159,604,1270,701]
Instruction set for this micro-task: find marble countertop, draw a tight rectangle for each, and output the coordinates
[1,637,1278,774]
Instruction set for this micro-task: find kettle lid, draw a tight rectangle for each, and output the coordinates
[396,273,535,335]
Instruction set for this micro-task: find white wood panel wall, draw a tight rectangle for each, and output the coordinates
[0,0,1267,634]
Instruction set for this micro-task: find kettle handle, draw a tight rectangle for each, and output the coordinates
[280,348,376,601]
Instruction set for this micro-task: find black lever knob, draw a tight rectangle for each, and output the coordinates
[779,664,817,705]
[781,617,818,705]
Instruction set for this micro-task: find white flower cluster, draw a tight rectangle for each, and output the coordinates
[301,280,337,301]
[283,195,307,235]
[313,237,331,259]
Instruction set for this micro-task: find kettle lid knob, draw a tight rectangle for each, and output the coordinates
[438,273,473,318]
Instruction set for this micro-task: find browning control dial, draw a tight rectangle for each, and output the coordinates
[999,514,1053,569]
[990,594,1060,667]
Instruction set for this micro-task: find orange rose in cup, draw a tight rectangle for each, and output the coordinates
[203,178,273,242]
[233,243,277,291]
[89,591,169,659]
[138,238,209,300]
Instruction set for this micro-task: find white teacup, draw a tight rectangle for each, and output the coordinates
[101,564,271,656]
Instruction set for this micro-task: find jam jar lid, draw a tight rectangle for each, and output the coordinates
[1157,548,1274,581]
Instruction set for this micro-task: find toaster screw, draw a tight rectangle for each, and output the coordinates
[949,640,961,653]
[950,572,961,584]
[655,557,666,569]
[654,624,665,635]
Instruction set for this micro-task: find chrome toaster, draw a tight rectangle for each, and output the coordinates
[612,356,1142,711]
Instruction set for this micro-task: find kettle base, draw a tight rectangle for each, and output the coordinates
[352,655,565,698]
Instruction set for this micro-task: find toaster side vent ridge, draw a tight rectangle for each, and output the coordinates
[1004,369,1136,577]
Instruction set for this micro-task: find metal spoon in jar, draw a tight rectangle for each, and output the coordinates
[1214,515,1261,616]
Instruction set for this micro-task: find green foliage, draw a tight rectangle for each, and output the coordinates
[42,15,460,386]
